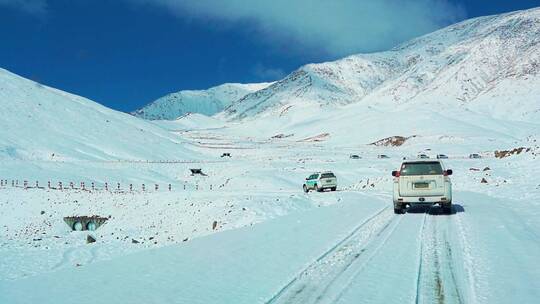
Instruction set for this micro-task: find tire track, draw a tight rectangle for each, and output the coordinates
[414,212,429,304]
[416,207,464,304]
[330,213,407,304]
[266,206,396,304]
[454,209,482,304]
[317,215,404,303]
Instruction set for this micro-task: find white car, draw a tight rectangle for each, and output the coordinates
[392,160,453,214]
[303,171,337,192]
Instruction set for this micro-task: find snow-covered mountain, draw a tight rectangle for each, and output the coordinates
[222,8,540,124]
[0,68,196,161]
[133,82,271,120]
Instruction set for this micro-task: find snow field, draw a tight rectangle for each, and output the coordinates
[1,125,539,304]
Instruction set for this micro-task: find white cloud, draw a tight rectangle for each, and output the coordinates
[132,0,466,56]
[0,0,47,15]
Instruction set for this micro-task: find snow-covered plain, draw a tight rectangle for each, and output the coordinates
[1,7,540,304]
[1,125,539,304]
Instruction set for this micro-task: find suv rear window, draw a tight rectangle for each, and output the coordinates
[401,162,443,176]
[321,173,335,178]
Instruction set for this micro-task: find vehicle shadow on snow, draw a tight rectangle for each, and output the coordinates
[406,204,465,216]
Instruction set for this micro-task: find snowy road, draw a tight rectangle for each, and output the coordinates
[267,190,540,304]
[2,189,539,303]
[267,205,466,304]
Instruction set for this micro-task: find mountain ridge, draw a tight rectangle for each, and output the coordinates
[133,82,271,120]
[221,7,540,123]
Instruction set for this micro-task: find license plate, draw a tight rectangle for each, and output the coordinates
[414,183,429,189]
[326,180,331,183]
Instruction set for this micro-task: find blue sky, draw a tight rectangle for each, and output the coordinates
[0,0,539,112]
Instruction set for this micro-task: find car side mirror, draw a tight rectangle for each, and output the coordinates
[392,170,399,177]
[446,169,453,176]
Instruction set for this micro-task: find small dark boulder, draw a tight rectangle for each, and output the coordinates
[481,178,488,184]
[131,239,140,244]
[87,235,96,244]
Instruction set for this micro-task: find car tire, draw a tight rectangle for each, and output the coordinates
[442,204,452,214]
[331,187,337,191]
[303,185,309,193]
[394,202,405,214]
[315,184,322,192]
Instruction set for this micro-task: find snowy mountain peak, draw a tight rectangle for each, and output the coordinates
[133,82,271,120]
[222,7,540,122]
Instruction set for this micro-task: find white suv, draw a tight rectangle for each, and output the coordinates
[303,171,337,192]
[392,160,453,214]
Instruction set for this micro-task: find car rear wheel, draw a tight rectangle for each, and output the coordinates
[331,187,337,191]
[394,203,405,214]
[315,184,322,192]
[303,184,309,193]
[442,203,452,214]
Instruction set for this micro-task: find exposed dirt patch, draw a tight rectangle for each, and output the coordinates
[298,133,330,142]
[271,133,294,139]
[279,105,293,117]
[370,135,417,147]
[494,147,530,158]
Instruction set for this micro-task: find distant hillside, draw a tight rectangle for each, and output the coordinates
[0,68,196,161]
[222,7,540,124]
[133,82,271,120]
